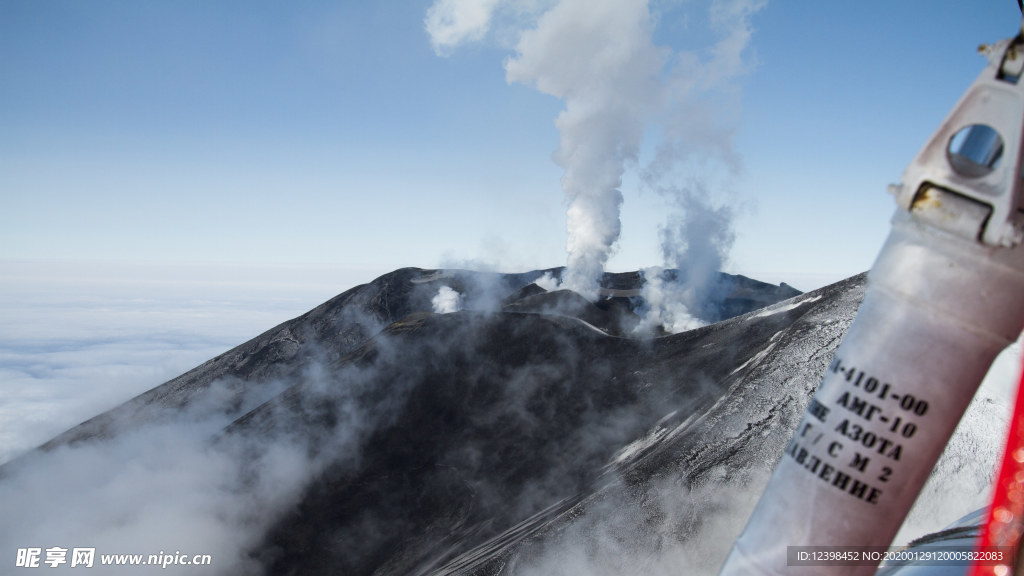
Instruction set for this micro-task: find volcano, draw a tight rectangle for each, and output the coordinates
[0,268,1000,575]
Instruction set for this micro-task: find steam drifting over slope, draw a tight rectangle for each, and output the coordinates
[0,267,797,574]
[0,267,1003,574]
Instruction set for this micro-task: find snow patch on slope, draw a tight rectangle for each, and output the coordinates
[612,411,678,465]
[754,294,822,318]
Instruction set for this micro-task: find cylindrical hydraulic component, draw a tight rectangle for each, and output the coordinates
[718,212,1024,575]
[719,30,1024,576]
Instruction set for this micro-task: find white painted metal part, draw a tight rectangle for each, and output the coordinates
[719,30,1024,576]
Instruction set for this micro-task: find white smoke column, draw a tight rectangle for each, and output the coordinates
[662,187,735,300]
[634,268,705,334]
[633,0,762,333]
[638,184,736,334]
[425,0,763,306]
[431,285,463,313]
[504,0,665,301]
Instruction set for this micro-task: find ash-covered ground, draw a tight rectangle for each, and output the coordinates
[0,268,1002,575]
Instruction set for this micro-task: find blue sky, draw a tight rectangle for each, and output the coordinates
[2,1,1017,286]
[1,1,1022,460]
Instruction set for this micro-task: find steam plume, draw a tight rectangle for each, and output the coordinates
[431,285,464,313]
[426,0,763,307]
[636,184,736,334]
[504,0,664,301]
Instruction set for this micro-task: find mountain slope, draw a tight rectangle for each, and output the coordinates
[23,267,798,455]
[4,268,997,575]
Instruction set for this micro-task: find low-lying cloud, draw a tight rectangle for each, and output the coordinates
[0,260,375,464]
[0,377,294,573]
[0,322,418,574]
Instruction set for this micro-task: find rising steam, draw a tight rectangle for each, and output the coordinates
[504,0,664,301]
[636,184,737,334]
[431,285,464,313]
[425,0,762,317]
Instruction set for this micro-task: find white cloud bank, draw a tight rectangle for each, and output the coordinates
[0,260,379,464]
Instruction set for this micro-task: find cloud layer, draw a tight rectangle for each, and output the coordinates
[0,260,376,464]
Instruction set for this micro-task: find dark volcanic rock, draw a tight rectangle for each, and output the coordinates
[431,274,866,575]
[2,266,833,575]
[25,267,799,453]
[254,312,658,575]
